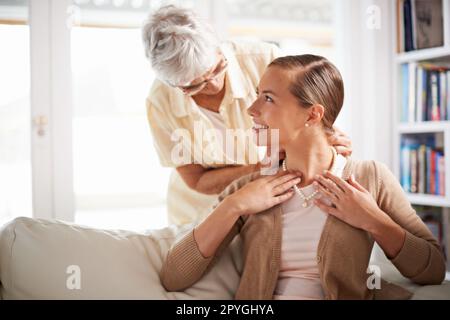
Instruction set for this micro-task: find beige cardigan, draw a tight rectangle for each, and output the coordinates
[160,159,446,299]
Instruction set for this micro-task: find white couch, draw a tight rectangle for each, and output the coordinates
[0,217,449,299]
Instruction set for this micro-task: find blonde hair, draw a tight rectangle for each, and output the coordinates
[269,55,344,131]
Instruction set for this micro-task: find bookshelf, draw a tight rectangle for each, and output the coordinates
[397,47,450,63]
[393,0,450,275]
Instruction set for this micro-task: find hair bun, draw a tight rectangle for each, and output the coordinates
[161,24,196,37]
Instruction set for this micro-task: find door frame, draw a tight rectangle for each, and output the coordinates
[29,0,74,221]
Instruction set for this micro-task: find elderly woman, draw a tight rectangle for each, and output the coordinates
[141,5,352,226]
[160,54,446,299]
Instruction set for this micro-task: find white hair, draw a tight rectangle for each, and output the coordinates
[141,5,220,86]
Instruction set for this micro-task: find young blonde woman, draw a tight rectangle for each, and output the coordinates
[160,55,446,300]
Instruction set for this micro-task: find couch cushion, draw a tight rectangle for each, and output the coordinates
[370,243,450,300]
[1,217,448,299]
[0,217,243,299]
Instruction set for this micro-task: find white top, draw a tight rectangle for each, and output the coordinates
[198,107,225,129]
[273,154,347,300]
[198,107,238,163]
[198,107,227,144]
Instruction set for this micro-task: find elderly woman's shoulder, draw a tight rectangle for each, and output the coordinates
[148,78,170,99]
[224,40,279,57]
[146,78,179,112]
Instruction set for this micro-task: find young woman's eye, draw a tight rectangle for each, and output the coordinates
[264,95,274,103]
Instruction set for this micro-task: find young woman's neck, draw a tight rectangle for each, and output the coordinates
[283,133,333,187]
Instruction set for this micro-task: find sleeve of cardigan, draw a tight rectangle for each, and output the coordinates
[160,221,242,292]
[374,161,446,285]
[159,173,258,291]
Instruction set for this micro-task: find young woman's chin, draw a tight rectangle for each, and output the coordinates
[252,127,269,146]
[252,128,285,148]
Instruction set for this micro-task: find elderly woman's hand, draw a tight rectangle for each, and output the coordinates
[328,126,352,157]
[312,171,386,232]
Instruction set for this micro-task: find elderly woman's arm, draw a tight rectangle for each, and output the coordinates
[177,163,260,195]
[314,162,446,285]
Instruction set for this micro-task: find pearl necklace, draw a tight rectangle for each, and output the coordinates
[282,147,338,208]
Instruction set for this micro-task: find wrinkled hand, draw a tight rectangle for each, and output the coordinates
[228,170,299,216]
[313,171,385,232]
[328,126,352,157]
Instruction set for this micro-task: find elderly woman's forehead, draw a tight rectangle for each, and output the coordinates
[187,53,223,82]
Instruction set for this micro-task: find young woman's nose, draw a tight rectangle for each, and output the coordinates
[247,100,260,117]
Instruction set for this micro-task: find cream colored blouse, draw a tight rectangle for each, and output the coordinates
[146,41,281,226]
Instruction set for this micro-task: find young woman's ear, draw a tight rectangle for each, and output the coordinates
[308,104,325,124]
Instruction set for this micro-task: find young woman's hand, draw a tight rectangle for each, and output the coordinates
[312,171,386,232]
[227,170,300,216]
[328,126,352,157]
[313,170,407,258]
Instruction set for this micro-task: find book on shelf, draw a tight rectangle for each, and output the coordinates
[401,62,450,122]
[401,134,445,195]
[397,0,405,52]
[404,0,415,51]
[397,0,444,53]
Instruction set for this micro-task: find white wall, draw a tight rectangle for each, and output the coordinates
[207,0,396,168]
[334,0,394,168]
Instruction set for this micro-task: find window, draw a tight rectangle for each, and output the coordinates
[225,0,336,59]
[70,1,183,231]
[0,1,32,227]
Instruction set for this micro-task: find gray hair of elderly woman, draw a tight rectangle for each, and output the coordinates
[142,5,220,86]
